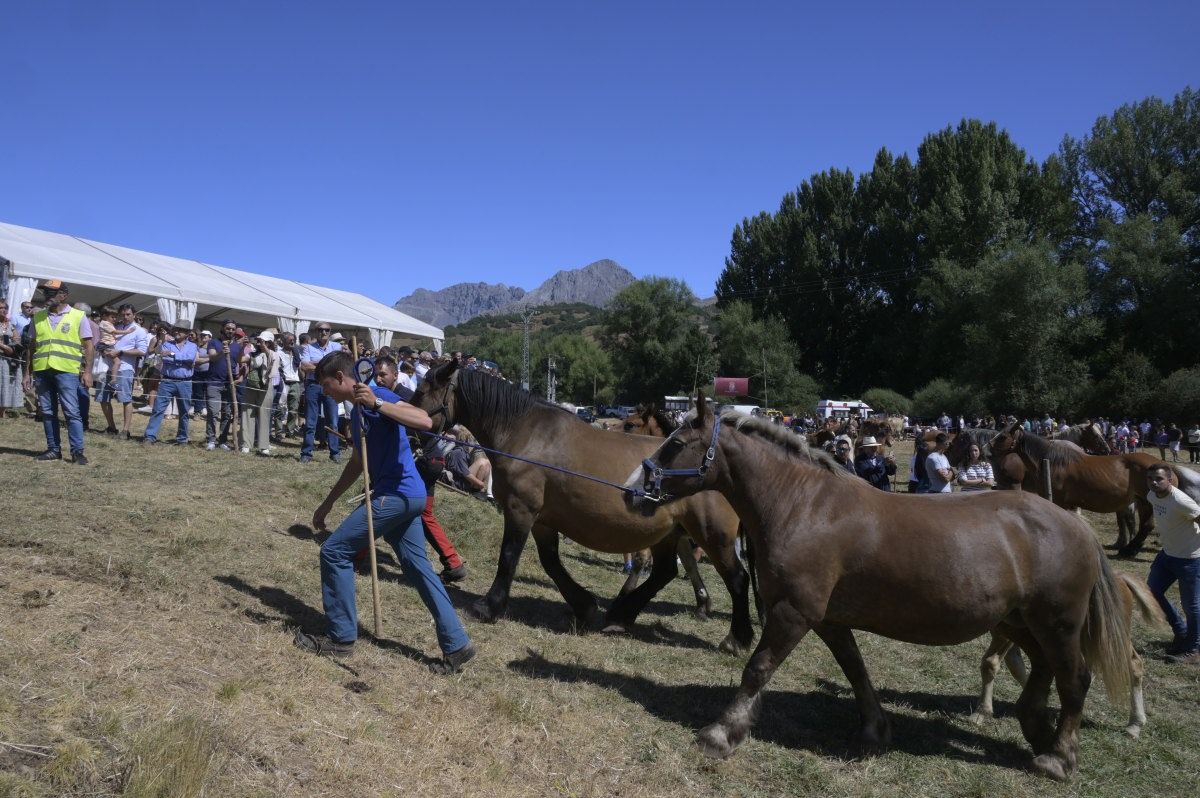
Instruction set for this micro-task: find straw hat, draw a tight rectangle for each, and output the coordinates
[859,436,883,448]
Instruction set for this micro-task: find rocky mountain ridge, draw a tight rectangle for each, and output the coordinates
[393,259,635,327]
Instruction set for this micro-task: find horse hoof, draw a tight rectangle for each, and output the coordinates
[693,609,710,622]
[468,600,499,623]
[968,710,993,727]
[1124,724,1141,739]
[696,725,736,759]
[1030,754,1071,782]
[718,634,750,655]
[601,622,628,634]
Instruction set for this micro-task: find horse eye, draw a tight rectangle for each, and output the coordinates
[623,423,634,432]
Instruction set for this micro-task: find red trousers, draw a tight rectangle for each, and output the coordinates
[354,494,462,570]
[421,494,463,569]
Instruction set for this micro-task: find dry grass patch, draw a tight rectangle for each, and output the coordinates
[1,415,1198,797]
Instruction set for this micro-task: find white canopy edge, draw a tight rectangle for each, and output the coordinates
[0,221,442,351]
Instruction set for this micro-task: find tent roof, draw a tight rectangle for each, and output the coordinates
[0,221,442,343]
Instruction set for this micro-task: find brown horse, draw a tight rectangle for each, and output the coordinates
[617,405,714,619]
[410,363,754,652]
[626,402,1133,782]
[990,424,1200,556]
[971,573,1167,739]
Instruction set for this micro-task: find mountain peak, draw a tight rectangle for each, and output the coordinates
[393,259,635,327]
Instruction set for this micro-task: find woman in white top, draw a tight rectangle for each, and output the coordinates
[957,444,995,492]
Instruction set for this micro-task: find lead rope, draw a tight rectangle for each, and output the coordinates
[417,431,641,496]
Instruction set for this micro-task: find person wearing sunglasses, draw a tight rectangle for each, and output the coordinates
[299,323,342,464]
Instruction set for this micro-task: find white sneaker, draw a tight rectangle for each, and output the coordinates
[240,446,250,454]
[205,442,216,451]
[259,448,271,456]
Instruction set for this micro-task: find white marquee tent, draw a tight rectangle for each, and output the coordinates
[0,221,443,351]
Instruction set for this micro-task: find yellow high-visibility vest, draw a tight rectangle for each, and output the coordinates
[31,307,86,373]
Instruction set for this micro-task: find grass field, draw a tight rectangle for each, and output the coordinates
[1,412,1198,797]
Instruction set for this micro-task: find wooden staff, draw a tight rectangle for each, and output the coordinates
[352,337,383,638]
[225,342,241,450]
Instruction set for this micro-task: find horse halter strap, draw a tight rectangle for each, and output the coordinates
[637,413,722,502]
[426,369,461,433]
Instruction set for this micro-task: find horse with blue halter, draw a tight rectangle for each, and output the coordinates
[409,362,755,653]
[625,398,1133,782]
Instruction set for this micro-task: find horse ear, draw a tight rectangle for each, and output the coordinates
[1006,420,1021,435]
[695,389,709,422]
[438,358,460,383]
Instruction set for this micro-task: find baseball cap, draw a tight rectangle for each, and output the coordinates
[330,332,345,342]
[235,328,247,338]
[40,278,69,293]
[257,330,275,342]
[200,330,212,337]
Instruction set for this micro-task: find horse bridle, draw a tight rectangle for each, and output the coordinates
[424,368,461,434]
[636,413,722,503]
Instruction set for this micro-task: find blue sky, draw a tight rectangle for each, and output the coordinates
[1,2,1195,305]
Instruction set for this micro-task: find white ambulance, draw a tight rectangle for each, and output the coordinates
[815,399,873,420]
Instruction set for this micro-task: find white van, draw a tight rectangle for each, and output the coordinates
[815,399,873,420]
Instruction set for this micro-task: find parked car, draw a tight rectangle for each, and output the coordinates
[575,406,596,423]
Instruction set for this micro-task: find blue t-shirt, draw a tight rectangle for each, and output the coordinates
[206,340,244,382]
[352,386,425,498]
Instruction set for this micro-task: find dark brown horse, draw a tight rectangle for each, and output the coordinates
[410,363,754,652]
[626,402,1133,782]
[946,427,1026,489]
[617,405,714,619]
[990,424,1200,556]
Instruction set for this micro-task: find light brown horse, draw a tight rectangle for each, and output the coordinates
[410,363,754,652]
[971,573,1167,739]
[990,424,1200,556]
[626,402,1133,782]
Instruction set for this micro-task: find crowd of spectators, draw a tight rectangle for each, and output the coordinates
[6,283,497,502]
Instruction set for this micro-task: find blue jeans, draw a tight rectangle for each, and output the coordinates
[144,379,193,442]
[301,381,340,458]
[1148,551,1200,652]
[77,380,90,428]
[35,370,84,456]
[319,493,470,653]
[191,376,208,415]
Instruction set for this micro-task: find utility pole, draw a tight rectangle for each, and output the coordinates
[762,348,769,411]
[546,356,557,403]
[520,309,538,392]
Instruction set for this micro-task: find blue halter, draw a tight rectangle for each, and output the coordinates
[636,413,722,502]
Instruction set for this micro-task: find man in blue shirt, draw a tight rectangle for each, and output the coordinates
[299,322,342,464]
[204,320,246,451]
[294,349,476,674]
[144,321,199,445]
[98,303,149,440]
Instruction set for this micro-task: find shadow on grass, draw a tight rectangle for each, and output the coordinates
[0,445,46,457]
[213,573,429,666]
[508,650,1032,770]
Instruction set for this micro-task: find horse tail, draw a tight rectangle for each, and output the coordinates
[739,523,764,624]
[1117,573,1169,630]
[1083,543,1134,703]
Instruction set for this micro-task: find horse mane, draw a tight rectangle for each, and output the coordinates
[455,368,573,423]
[696,408,858,481]
[1018,431,1087,468]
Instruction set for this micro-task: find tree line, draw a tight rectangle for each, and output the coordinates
[447,88,1198,420]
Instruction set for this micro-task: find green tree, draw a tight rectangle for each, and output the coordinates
[546,333,613,405]
[861,388,912,416]
[713,300,820,413]
[1060,87,1200,376]
[601,278,713,403]
[911,378,987,419]
[1153,368,1200,422]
